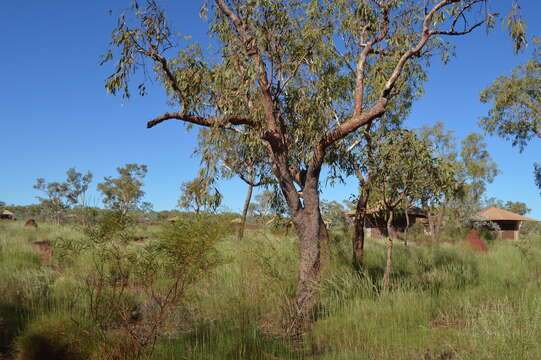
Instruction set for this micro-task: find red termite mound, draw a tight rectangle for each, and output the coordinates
[464,229,488,252]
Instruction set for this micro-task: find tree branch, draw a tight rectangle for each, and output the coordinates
[430,20,485,36]
[147,112,254,129]
[354,6,389,117]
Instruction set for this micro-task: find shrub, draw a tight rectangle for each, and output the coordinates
[15,313,93,360]
[0,303,29,353]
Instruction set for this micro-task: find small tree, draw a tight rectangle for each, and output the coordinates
[420,124,498,239]
[34,168,93,224]
[197,129,272,239]
[80,210,222,359]
[97,164,148,216]
[366,129,451,292]
[178,175,222,214]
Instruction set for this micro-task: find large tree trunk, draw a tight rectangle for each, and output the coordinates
[382,210,394,293]
[289,181,322,338]
[352,187,370,269]
[238,183,253,241]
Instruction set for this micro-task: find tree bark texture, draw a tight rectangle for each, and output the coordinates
[288,181,322,338]
[352,186,370,269]
[238,183,253,241]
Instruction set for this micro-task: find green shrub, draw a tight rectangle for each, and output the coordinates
[0,303,29,353]
[15,313,94,360]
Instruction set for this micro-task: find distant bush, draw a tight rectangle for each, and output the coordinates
[405,222,430,242]
[15,313,93,360]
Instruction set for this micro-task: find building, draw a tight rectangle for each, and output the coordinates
[472,207,538,240]
[0,209,14,220]
[346,205,428,239]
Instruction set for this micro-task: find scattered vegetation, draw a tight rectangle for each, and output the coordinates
[1,218,540,359]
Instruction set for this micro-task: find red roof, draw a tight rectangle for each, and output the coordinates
[474,207,538,222]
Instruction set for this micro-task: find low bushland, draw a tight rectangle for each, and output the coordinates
[0,218,540,359]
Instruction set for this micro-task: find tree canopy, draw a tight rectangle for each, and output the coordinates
[103,0,527,334]
[97,163,149,215]
[480,38,540,151]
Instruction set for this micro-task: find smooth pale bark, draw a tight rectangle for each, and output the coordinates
[238,183,253,241]
[382,210,394,293]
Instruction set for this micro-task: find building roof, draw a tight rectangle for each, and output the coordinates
[1,210,14,216]
[474,207,538,222]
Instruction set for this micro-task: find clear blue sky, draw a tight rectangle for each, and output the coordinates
[1,1,540,218]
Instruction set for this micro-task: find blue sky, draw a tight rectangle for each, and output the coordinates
[1,1,540,218]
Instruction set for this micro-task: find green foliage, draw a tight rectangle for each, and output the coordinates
[15,313,94,360]
[33,168,93,224]
[459,133,499,201]
[535,163,541,196]
[504,200,531,215]
[102,0,526,206]
[97,163,149,215]
[178,175,222,214]
[321,200,349,231]
[368,128,456,213]
[77,211,225,359]
[2,220,541,359]
[420,123,498,204]
[480,38,540,151]
[251,189,287,217]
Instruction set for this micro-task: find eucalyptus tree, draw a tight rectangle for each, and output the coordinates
[480,39,540,195]
[103,0,525,334]
[366,129,452,291]
[197,129,273,239]
[480,38,540,150]
[419,124,498,241]
[97,164,149,216]
[34,168,93,224]
[178,175,222,214]
[344,116,408,269]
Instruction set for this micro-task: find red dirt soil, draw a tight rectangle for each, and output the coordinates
[463,229,488,252]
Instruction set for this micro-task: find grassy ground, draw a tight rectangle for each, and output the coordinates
[1,219,540,359]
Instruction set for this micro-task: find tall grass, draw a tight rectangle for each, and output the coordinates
[0,219,540,359]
